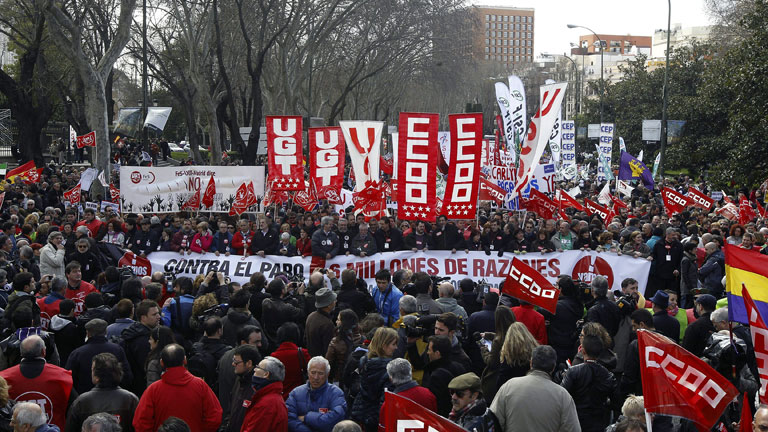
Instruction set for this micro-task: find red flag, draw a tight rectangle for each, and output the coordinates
[739,196,756,225]
[63,183,82,205]
[383,392,465,432]
[246,182,258,207]
[557,189,585,212]
[584,198,611,221]
[758,201,768,219]
[228,183,249,216]
[266,116,303,191]
[76,131,96,148]
[502,257,560,313]
[742,285,768,404]
[479,177,507,204]
[723,191,734,204]
[528,188,557,219]
[718,203,739,221]
[610,194,628,209]
[686,187,714,211]
[442,113,483,220]
[293,180,318,212]
[739,392,751,432]
[379,155,393,176]
[202,175,216,209]
[638,330,739,430]
[662,187,688,215]
[309,127,346,201]
[397,113,439,222]
[181,189,201,210]
[6,161,35,179]
[109,184,120,203]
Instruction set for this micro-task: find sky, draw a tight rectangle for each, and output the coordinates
[474,0,715,57]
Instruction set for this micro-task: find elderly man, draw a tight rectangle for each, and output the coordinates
[10,402,59,432]
[551,221,575,251]
[312,216,340,260]
[699,242,725,297]
[305,287,337,357]
[648,227,683,298]
[240,356,289,432]
[378,359,436,421]
[586,275,621,338]
[350,223,377,257]
[448,373,487,430]
[435,283,468,322]
[286,356,346,432]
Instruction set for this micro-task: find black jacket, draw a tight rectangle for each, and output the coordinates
[336,284,376,322]
[545,296,584,362]
[311,229,340,258]
[467,305,496,336]
[653,310,681,344]
[561,360,618,432]
[120,322,153,395]
[374,228,404,252]
[65,250,102,283]
[350,356,391,429]
[0,328,60,368]
[251,229,279,255]
[651,239,684,280]
[422,357,465,417]
[223,369,255,432]
[221,309,261,347]
[682,312,715,357]
[48,315,82,364]
[261,296,305,343]
[65,384,138,432]
[65,335,133,395]
[431,223,464,251]
[620,338,642,398]
[130,229,160,256]
[404,231,433,251]
[336,229,355,255]
[586,297,621,339]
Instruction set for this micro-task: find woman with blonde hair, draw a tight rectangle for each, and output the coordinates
[351,327,398,432]
[498,321,539,388]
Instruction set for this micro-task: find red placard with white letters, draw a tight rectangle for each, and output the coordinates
[397,113,438,222]
[442,113,482,219]
[502,257,560,313]
[686,187,714,211]
[309,127,345,201]
[662,187,687,215]
[266,116,303,191]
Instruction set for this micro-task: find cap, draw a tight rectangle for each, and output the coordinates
[84,318,108,335]
[448,372,481,392]
[314,287,337,309]
[695,294,717,311]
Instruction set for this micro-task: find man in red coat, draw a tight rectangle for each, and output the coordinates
[511,301,548,345]
[240,356,289,432]
[231,219,254,256]
[378,358,437,431]
[133,344,222,432]
[64,261,97,316]
[0,335,75,431]
[75,208,105,239]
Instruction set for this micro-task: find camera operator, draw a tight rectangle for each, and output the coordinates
[407,313,471,373]
[612,278,641,377]
[436,282,467,322]
[411,272,441,315]
[261,277,306,344]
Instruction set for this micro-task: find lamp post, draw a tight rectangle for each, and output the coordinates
[141,0,148,148]
[542,52,579,116]
[659,0,672,178]
[567,24,604,123]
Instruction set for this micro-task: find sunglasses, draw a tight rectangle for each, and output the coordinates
[449,389,467,397]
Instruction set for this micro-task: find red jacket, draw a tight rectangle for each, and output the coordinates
[190,232,213,253]
[511,304,548,345]
[0,362,73,431]
[240,381,288,432]
[232,231,254,255]
[65,281,98,316]
[75,219,104,238]
[296,238,312,257]
[37,293,65,330]
[133,366,222,432]
[378,383,437,431]
[270,342,309,400]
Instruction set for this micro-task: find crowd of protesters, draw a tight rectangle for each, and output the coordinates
[0,160,767,432]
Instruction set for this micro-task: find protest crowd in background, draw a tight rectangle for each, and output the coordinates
[1,149,768,432]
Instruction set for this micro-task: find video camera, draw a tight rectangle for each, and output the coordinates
[614,290,638,316]
[194,303,229,326]
[574,278,593,304]
[402,314,438,339]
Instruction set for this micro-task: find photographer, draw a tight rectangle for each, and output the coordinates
[408,313,471,373]
[261,278,306,344]
[411,272,441,315]
[198,270,230,304]
[542,276,584,365]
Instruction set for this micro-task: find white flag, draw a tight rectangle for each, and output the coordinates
[568,186,582,197]
[340,121,383,192]
[97,170,108,187]
[637,150,644,162]
[513,82,568,198]
[617,180,635,197]
[598,182,612,206]
[619,137,626,153]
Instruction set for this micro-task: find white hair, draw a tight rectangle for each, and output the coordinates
[307,356,330,375]
[261,356,286,382]
[711,307,729,324]
[386,358,413,386]
[13,402,46,428]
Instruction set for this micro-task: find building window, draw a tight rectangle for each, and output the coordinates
[528,16,533,23]
[515,55,520,62]
[491,23,496,29]
[485,31,490,36]
[527,32,532,39]
[485,47,489,53]
[485,23,489,29]
[527,48,532,54]
[514,31,519,38]
[485,39,489,45]
[491,31,495,37]
[485,14,490,21]
[485,54,490,60]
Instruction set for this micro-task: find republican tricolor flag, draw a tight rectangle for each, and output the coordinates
[726,244,768,325]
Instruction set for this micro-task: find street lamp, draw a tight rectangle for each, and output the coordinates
[659,0,672,178]
[542,53,579,116]
[567,24,604,123]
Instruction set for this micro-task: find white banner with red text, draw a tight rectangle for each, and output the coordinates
[119,166,266,214]
[147,249,651,294]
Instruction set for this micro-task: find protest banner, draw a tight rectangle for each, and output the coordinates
[597,123,613,181]
[309,127,346,201]
[397,113,439,222]
[147,249,651,294]
[266,116,303,191]
[119,166,265,214]
[561,120,576,167]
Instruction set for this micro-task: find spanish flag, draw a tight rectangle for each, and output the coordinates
[725,243,768,324]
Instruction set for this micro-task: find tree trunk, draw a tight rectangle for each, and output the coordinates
[16,112,47,167]
[82,71,111,181]
[244,72,264,166]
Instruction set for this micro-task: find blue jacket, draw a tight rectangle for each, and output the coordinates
[211,231,233,254]
[161,294,195,332]
[286,381,347,432]
[699,250,725,294]
[372,284,403,326]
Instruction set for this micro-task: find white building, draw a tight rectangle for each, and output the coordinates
[652,24,712,58]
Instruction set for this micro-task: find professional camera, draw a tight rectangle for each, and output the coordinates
[574,278,593,304]
[614,291,638,316]
[402,314,438,339]
[194,303,229,326]
[429,275,450,287]
[474,278,492,303]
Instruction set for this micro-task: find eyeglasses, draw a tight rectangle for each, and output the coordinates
[232,359,244,366]
[77,245,88,250]
[449,389,467,397]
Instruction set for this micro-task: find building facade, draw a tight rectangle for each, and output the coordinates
[652,24,712,58]
[474,5,535,68]
[578,34,651,55]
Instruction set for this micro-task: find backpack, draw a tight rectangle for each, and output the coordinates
[187,343,218,388]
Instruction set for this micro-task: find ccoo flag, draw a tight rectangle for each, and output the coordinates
[618,151,654,188]
[726,243,768,324]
